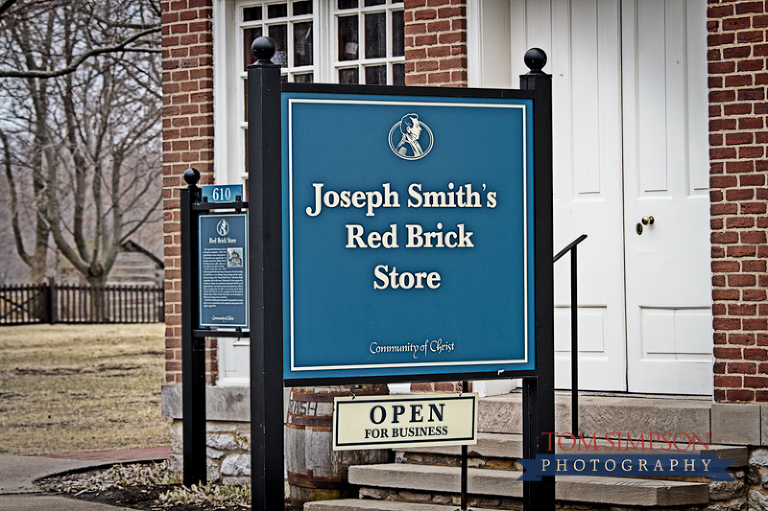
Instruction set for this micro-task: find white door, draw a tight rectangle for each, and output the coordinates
[491,0,711,394]
[622,0,713,394]
[507,0,628,391]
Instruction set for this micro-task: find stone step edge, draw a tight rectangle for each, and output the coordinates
[478,393,713,438]
[396,431,748,466]
[348,463,709,507]
[305,499,500,511]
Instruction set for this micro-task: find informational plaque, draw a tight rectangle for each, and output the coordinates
[198,213,249,328]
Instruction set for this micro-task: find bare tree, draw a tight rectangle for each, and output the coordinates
[0,0,162,286]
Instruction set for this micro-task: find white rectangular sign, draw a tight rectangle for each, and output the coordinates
[333,393,478,451]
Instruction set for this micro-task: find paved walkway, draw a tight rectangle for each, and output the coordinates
[0,446,171,511]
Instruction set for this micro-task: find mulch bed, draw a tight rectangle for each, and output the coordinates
[36,462,291,510]
[59,484,243,511]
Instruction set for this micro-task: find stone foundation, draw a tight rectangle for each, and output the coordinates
[168,419,251,485]
[162,384,256,484]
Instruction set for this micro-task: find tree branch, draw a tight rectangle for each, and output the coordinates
[0,129,31,266]
[121,190,162,242]
[0,0,18,17]
[0,26,160,78]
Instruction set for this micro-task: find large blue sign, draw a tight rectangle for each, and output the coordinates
[282,91,535,381]
[199,213,249,329]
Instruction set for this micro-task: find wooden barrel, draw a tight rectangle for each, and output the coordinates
[285,385,390,510]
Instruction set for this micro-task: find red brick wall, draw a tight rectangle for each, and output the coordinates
[404,0,467,87]
[161,0,217,384]
[708,0,768,403]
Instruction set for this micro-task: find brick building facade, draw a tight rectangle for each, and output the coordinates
[157,3,768,503]
[160,0,768,408]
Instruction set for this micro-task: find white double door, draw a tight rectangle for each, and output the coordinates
[502,0,712,394]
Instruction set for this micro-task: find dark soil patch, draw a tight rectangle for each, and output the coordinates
[54,484,252,510]
[66,486,290,511]
[14,367,87,376]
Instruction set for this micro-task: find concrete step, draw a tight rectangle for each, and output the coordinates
[347,463,710,507]
[305,500,499,511]
[479,392,714,439]
[397,431,748,466]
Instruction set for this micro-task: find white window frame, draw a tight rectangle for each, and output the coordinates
[331,1,406,85]
[212,0,404,385]
[466,1,514,89]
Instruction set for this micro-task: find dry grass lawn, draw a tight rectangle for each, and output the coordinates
[0,323,169,456]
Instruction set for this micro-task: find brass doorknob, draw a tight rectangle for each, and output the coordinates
[636,215,655,235]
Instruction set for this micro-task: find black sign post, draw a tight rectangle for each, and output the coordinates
[247,38,285,511]
[179,168,207,487]
[180,170,250,487]
[520,48,556,511]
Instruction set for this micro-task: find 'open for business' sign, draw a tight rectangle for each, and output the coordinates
[333,393,478,451]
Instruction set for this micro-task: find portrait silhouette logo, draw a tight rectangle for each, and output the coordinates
[216,219,229,237]
[388,113,434,161]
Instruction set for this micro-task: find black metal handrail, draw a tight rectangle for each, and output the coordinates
[554,234,588,437]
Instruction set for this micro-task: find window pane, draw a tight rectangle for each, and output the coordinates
[338,0,358,9]
[269,24,288,67]
[293,1,312,15]
[339,68,359,84]
[365,65,386,84]
[243,27,263,68]
[294,22,313,66]
[268,3,288,18]
[243,6,262,21]
[365,12,385,59]
[392,63,405,85]
[392,10,404,57]
[338,16,359,61]
[293,73,313,83]
[364,0,385,5]
[392,0,403,3]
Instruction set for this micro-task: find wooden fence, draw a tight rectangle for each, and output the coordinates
[0,280,164,325]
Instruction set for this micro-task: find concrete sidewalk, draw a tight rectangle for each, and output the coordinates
[0,446,171,511]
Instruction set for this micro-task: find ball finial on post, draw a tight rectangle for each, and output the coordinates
[183,167,200,187]
[524,48,547,75]
[252,36,276,65]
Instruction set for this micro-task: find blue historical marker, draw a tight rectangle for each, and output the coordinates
[198,213,249,328]
[282,91,535,381]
